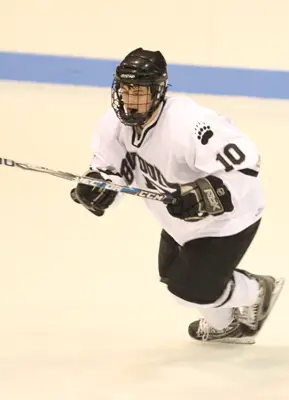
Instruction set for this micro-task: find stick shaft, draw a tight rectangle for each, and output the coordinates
[0,157,174,203]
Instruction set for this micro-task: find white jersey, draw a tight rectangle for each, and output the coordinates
[90,96,265,245]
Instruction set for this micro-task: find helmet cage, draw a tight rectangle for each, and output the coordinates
[111,63,168,126]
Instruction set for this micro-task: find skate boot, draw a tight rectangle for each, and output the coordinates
[237,274,285,339]
[188,274,285,344]
[188,309,256,344]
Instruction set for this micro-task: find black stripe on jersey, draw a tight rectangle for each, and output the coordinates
[239,168,259,177]
[132,119,158,148]
[132,100,167,148]
[90,167,122,177]
[99,169,122,177]
[101,170,122,177]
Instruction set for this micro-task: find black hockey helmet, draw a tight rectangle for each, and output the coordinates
[111,48,168,126]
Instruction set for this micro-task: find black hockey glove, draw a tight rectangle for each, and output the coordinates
[70,170,118,217]
[166,175,234,221]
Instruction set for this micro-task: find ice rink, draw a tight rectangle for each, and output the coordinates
[0,81,289,399]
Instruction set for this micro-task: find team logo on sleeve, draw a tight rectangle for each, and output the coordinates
[194,122,214,145]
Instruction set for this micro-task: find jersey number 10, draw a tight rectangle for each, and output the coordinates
[216,143,245,172]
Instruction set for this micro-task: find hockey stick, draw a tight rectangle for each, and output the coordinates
[0,157,174,204]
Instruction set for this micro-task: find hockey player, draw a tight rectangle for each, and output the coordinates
[71,48,284,344]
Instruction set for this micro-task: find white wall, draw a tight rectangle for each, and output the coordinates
[1,0,289,69]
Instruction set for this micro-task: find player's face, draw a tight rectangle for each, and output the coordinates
[121,85,152,115]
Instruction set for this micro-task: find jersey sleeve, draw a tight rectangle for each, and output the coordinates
[185,110,261,199]
[88,108,128,204]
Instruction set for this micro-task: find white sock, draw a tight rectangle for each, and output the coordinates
[198,307,233,330]
[224,271,260,308]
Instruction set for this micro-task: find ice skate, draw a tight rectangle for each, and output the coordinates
[188,275,285,344]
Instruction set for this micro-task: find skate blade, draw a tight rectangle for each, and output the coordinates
[206,337,256,345]
[203,278,286,345]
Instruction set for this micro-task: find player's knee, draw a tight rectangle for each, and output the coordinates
[167,271,229,305]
